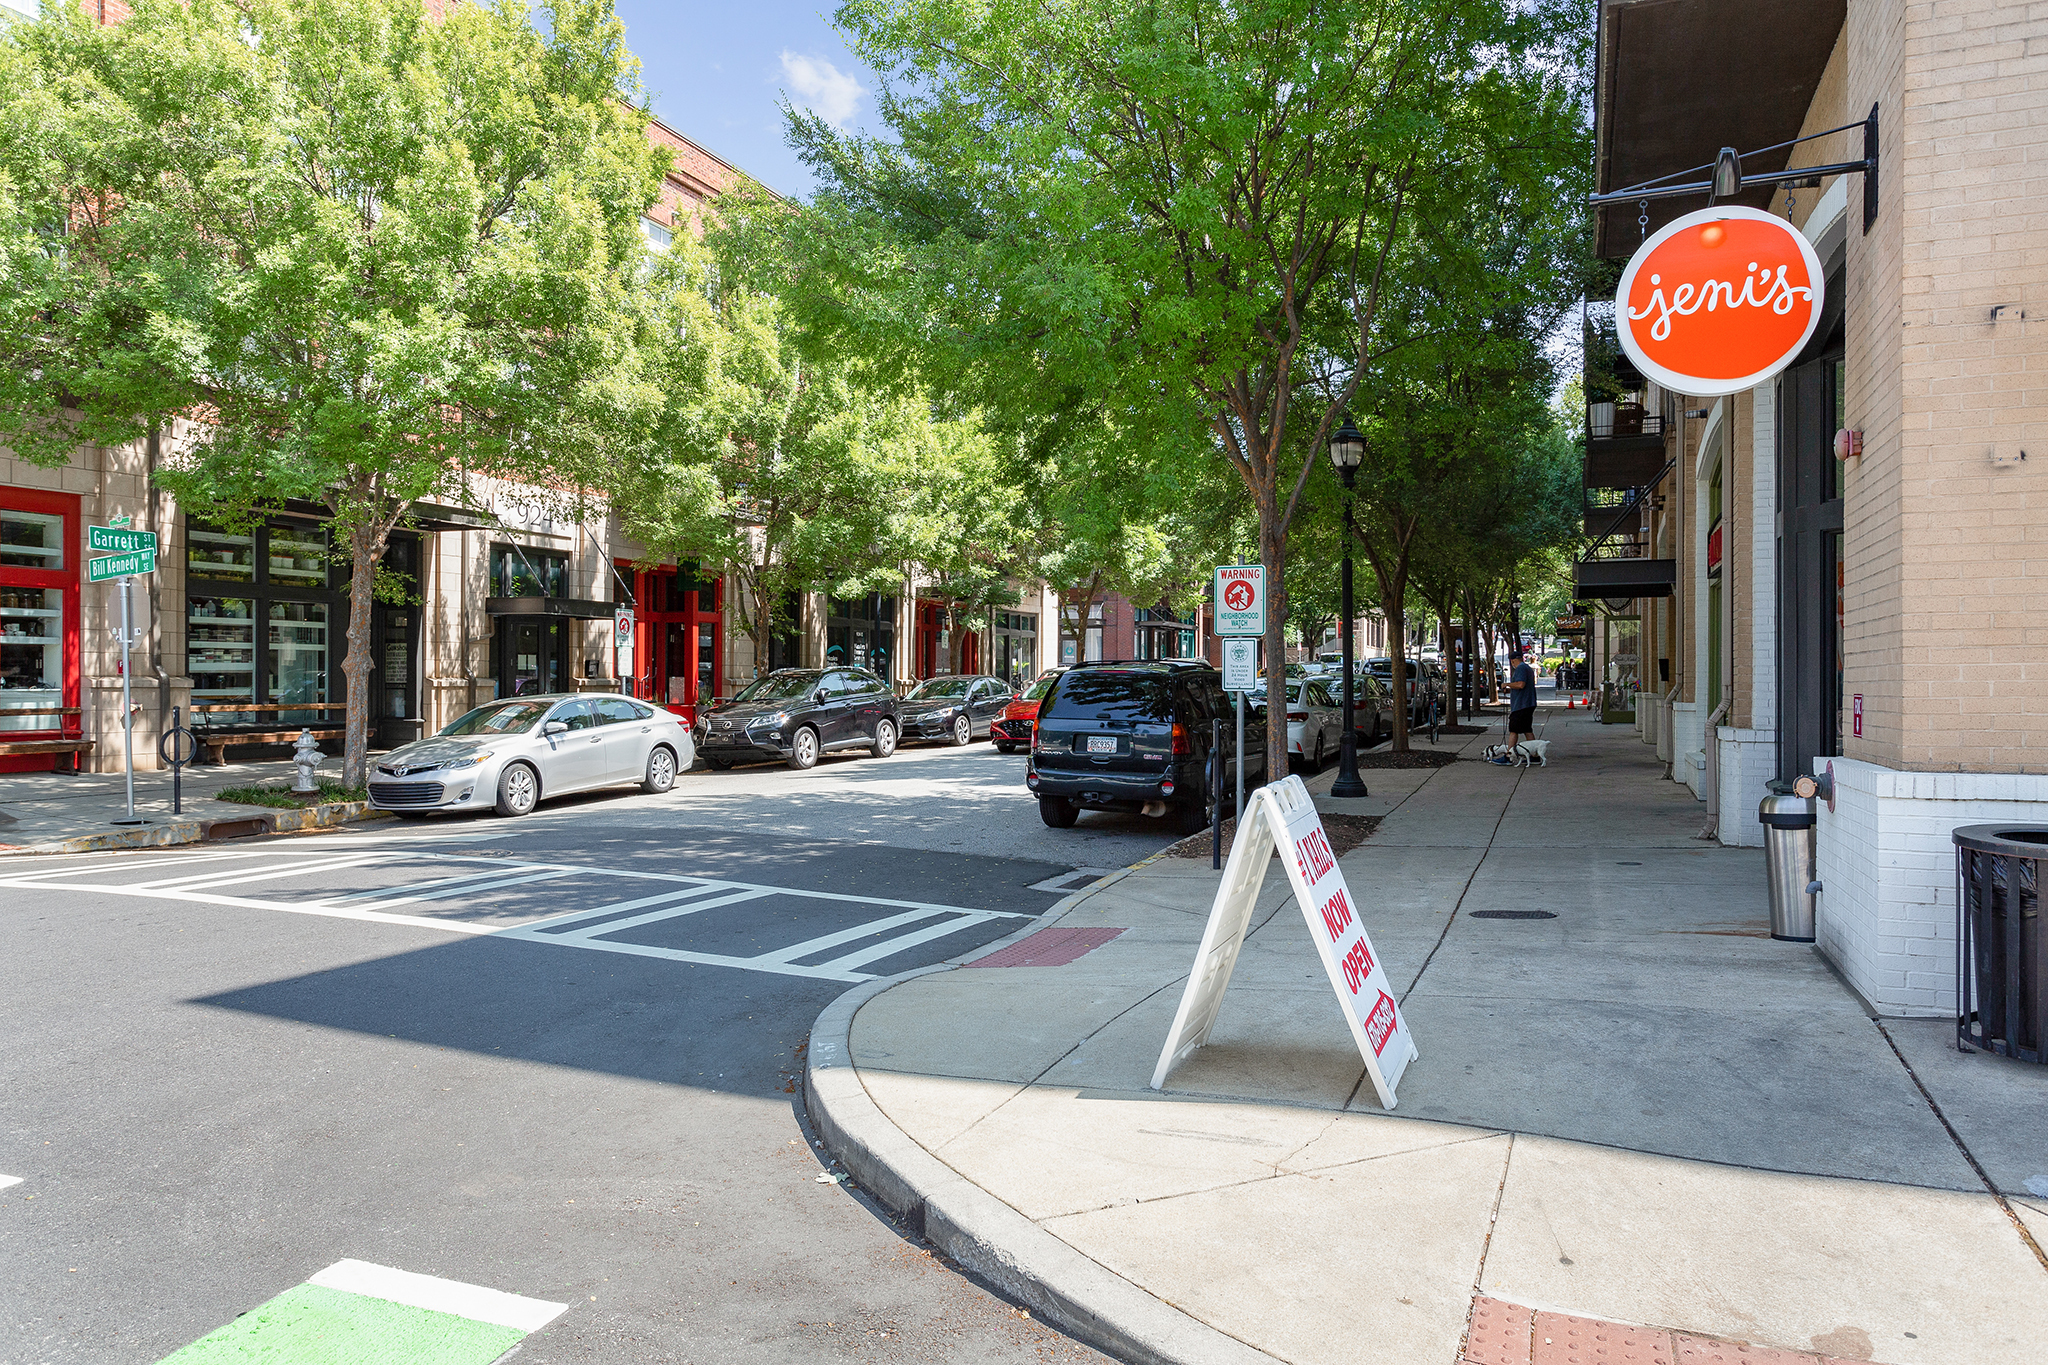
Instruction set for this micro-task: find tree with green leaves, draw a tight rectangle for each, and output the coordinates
[620,213,976,680]
[0,0,667,787]
[779,0,1589,776]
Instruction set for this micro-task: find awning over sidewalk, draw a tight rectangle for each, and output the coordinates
[1594,0,1844,257]
[484,596,619,620]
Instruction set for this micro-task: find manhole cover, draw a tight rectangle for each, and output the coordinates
[1469,910,1558,920]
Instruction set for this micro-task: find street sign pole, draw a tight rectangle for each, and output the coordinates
[112,574,142,825]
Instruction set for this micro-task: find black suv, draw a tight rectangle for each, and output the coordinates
[1026,661,1267,832]
[697,668,900,770]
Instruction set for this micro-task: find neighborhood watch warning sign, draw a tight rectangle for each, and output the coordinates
[1151,775,1417,1107]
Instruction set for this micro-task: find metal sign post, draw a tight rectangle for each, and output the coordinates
[110,574,144,824]
[1220,636,1257,826]
[92,523,158,826]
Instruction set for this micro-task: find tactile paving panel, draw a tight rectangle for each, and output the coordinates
[961,926,1124,969]
[1531,1310,1676,1364]
[1461,1295,1534,1365]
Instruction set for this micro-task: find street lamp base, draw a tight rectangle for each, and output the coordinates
[1329,733,1369,798]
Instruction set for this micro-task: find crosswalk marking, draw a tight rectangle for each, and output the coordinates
[131,853,398,895]
[0,843,1038,983]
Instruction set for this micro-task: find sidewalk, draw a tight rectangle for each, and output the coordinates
[809,697,2048,1365]
[0,757,383,854]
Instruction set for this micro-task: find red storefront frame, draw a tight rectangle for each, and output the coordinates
[0,487,84,772]
[617,560,722,725]
[916,600,979,679]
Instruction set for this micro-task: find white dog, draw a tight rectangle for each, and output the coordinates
[1482,739,1550,767]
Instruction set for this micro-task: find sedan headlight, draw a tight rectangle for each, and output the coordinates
[440,752,491,769]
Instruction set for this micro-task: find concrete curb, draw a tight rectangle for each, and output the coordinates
[805,867,1283,1365]
[0,800,390,856]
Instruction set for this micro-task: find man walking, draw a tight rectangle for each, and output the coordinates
[1502,647,1536,762]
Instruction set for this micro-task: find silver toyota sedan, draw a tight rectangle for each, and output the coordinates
[367,693,694,818]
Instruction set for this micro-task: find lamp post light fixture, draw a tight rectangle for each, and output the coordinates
[1328,417,1368,798]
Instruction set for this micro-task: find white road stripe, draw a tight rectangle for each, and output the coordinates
[10,851,258,880]
[757,907,981,966]
[322,863,557,903]
[806,915,1007,973]
[504,883,731,933]
[543,888,773,941]
[491,933,874,981]
[0,1175,22,1190]
[307,1258,565,1332]
[345,868,578,910]
[129,854,398,894]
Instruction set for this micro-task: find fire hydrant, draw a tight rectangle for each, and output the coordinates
[291,728,322,795]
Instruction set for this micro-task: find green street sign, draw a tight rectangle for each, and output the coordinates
[88,547,156,582]
[89,524,157,554]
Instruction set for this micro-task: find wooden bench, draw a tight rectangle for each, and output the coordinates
[0,707,93,770]
[188,703,348,766]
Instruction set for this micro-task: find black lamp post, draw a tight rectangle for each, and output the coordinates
[1328,417,1368,798]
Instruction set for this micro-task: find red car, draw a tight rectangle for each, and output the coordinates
[991,670,1063,753]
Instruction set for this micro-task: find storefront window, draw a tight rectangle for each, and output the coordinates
[268,601,330,723]
[1,493,77,751]
[1,585,62,729]
[267,525,329,588]
[1,509,65,570]
[188,595,257,720]
[490,545,568,598]
[188,525,256,581]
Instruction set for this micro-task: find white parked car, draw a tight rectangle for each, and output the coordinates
[368,693,694,818]
[1278,678,1345,772]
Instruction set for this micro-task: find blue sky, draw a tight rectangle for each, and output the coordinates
[612,3,885,200]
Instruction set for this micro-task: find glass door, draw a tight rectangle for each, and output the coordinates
[267,601,330,724]
[1,586,65,730]
[188,595,258,721]
[2,492,82,758]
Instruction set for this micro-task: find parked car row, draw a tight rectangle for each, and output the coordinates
[365,656,1358,828]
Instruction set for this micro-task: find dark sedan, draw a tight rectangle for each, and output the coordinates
[695,667,899,770]
[897,674,1014,746]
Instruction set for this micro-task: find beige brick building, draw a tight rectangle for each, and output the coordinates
[1585,0,2047,1015]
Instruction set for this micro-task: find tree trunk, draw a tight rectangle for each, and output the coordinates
[1259,510,1290,784]
[1385,594,1410,753]
[341,517,393,793]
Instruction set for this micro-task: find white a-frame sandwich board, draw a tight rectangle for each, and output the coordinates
[1150,775,1418,1107]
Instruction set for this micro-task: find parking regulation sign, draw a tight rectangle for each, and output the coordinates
[1213,564,1265,637]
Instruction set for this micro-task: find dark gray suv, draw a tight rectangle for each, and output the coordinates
[696,668,900,770]
[1025,661,1267,833]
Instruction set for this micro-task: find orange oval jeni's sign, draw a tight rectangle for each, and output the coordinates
[1614,206,1824,397]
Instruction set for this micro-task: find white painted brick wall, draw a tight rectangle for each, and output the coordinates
[1717,726,1777,848]
[1671,700,1706,798]
[1813,756,2048,1016]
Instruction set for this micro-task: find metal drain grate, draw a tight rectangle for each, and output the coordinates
[1469,910,1558,920]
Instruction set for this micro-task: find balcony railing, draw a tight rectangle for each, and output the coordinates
[1586,403,1666,442]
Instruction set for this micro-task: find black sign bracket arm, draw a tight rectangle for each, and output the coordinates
[1589,106,1880,235]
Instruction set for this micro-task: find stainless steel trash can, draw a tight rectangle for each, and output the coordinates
[1760,794,1818,942]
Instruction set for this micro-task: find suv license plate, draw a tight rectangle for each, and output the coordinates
[1086,736,1118,754]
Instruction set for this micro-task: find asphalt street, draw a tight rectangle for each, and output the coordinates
[0,741,1173,1363]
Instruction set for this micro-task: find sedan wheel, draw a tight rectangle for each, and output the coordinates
[871,719,898,758]
[950,714,972,746]
[642,746,677,794]
[494,762,539,817]
[787,726,820,770]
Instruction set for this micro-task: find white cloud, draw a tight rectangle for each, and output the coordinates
[779,51,866,129]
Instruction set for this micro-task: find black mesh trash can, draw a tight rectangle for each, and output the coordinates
[1954,824,2047,1063]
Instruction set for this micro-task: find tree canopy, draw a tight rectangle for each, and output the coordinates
[0,0,667,785]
